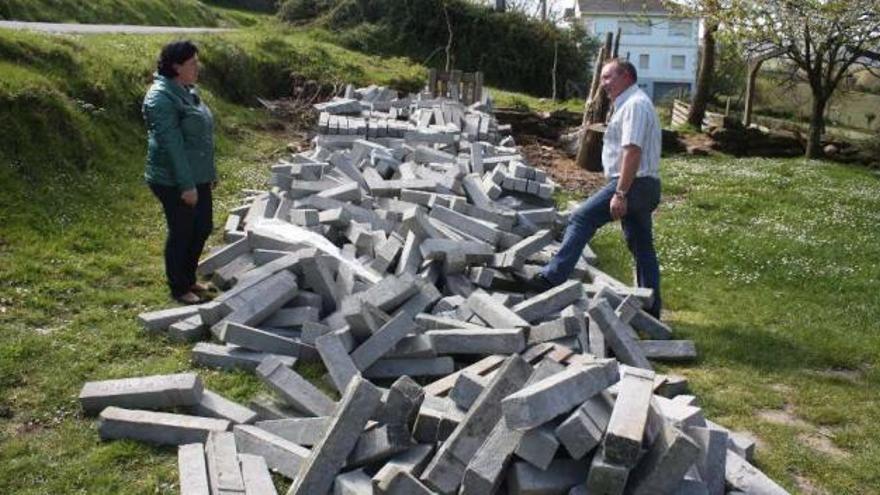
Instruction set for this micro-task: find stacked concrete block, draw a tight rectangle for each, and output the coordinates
[104,87,791,495]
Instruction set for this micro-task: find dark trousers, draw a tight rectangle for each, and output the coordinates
[149,182,213,298]
[541,177,662,318]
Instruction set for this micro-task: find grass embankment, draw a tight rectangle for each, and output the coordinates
[0,21,878,495]
[0,0,263,27]
[0,26,420,493]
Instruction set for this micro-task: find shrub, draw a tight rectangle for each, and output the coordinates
[279,0,596,97]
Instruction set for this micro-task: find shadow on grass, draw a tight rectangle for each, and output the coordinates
[673,319,826,373]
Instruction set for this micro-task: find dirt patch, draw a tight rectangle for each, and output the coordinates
[798,432,851,459]
[811,367,864,384]
[757,404,812,429]
[518,137,605,195]
[794,474,830,495]
[769,383,793,394]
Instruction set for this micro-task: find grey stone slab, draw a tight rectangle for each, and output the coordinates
[233,424,310,480]
[395,231,423,276]
[287,375,383,495]
[512,280,584,323]
[220,270,299,330]
[168,314,208,343]
[627,423,701,495]
[351,312,419,371]
[197,237,250,277]
[301,321,333,345]
[361,273,421,312]
[687,425,728,495]
[334,468,373,495]
[588,298,653,370]
[372,444,434,493]
[603,367,656,467]
[449,371,486,411]
[193,389,259,425]
[638,340,698,362]
[421,355,532,494]
[98,407,230,446]
[300,255,343,314]
[192,342,296,372]
[412,396,465,444]
[379,375,425,437]
[422,354,506,397]
[515,424,559,471]
[348,424,412,467]
[427,328,525,355]
[507,459,589,495]
[501,360,620,431]
[395,278,442,319]
[654,395,706,429]
[262,307,321,329]
[585,449,629,495]
[255,417,329,446]
[248,394,304,421]
[380,468,434,495]
[430,205,499,245]
[459,360,565,495]
[206,431,246,495]
[725,450,789,495]
[316,332,362,393]
[590,285,672,340]
[364,357,455,379]
[415,313,484,331]
[239,453,278,495]
[138,305,202,333]
[386,334,435,359]
[528,315,581,346]
[179,443,210,495]
[465,292,530,329]
[256,356,336,417]
[223,323,303,357]
[79,373,203,416]
[556,393,613,459]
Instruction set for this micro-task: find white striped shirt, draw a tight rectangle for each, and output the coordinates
[602,84,662,180]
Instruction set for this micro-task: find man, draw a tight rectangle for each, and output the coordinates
[533,58,663,318]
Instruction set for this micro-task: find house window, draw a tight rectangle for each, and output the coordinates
[669,21,692,37]
[671,55,686,70]
[639,54,650,70]
[619,19,651,35]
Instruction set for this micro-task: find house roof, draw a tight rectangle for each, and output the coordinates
[577,0,672,15]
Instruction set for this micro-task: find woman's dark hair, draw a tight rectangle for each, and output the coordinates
[157,40,199,78]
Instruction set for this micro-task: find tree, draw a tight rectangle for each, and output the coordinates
[665,0,723,128]
[723,0,880,158]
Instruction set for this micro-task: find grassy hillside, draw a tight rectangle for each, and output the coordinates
[1,21,879,495]
[0,0,266,26]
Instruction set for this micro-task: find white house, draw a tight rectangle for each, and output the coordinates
[574,0,700,102]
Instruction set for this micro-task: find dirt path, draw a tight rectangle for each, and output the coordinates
[0,20,233,34]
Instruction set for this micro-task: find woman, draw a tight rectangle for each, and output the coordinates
[143,40,216,304]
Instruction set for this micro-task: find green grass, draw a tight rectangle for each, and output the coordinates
[0,0,263,27]
[1,19,879,495]
[589,155,880,493]
[491,87,584,113]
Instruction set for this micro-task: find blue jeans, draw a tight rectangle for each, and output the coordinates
[542,177,662,318]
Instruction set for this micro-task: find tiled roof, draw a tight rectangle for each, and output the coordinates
[577,0,671,14]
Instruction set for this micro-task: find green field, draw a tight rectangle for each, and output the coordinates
[1,12,879,494]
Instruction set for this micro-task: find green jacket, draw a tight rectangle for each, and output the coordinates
[143,74,216,190]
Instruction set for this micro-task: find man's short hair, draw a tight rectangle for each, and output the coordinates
[605,58,638,83]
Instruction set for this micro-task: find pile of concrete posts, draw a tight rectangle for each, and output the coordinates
[91,86,788,494]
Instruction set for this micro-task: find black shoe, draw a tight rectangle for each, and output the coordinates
[528,272,555,291]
